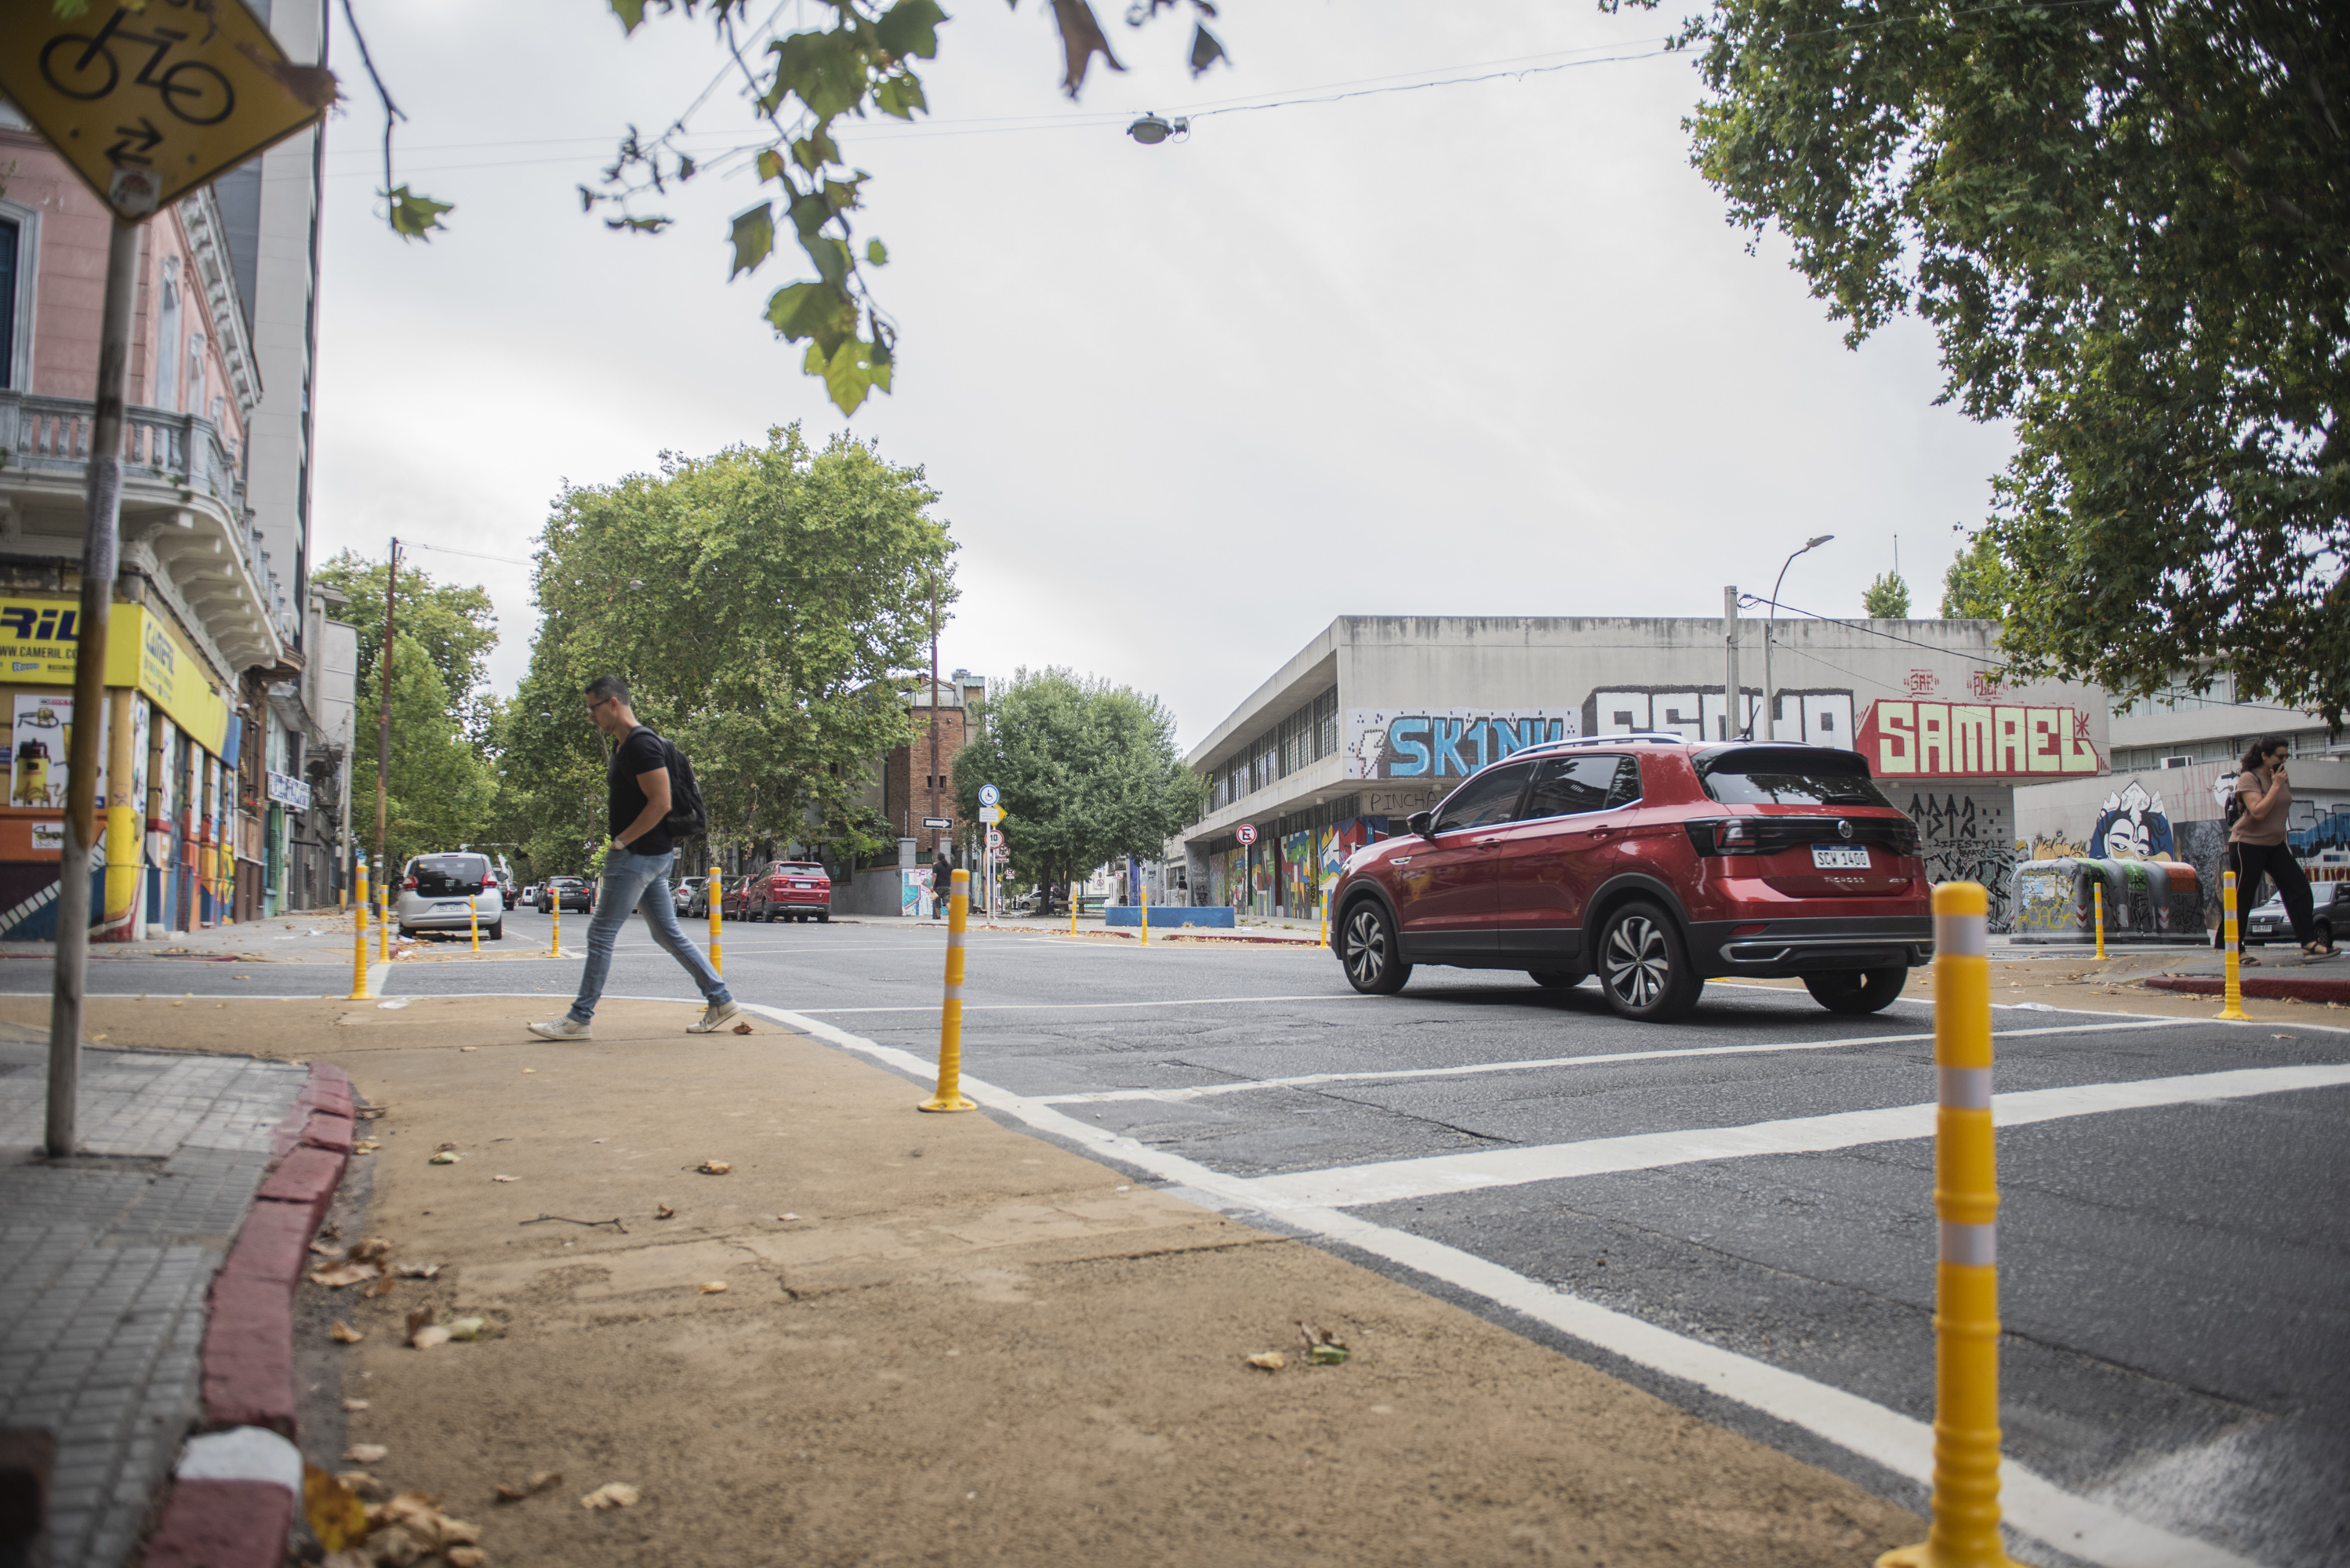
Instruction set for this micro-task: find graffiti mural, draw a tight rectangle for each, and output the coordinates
[2090,779,2175,861]
[1906,789,2018,930]
[1580,685,1854,746]
[1346,710,1578,780]
[2010,858,2204,940]
[1859,702,2101,778]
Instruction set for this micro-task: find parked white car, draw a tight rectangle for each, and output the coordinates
[395,852,506,940]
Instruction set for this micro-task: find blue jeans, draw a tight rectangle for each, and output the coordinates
[568,846,732,1023]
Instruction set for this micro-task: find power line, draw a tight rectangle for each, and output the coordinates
[409,541,533,568]
[1742,596,2002,662]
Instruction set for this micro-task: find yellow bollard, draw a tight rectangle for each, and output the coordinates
[2093,880,2105,961]
[1070,882,1078,938]
[2217,869,2249,1021]
[1879,882,2020,1568]
[921,869,976,1112]
[708,863,723,977]
[550,894,561,959]
[349,859,371,1000]
[1141,882,1149,946]
[377,885,390,962]
[468,895,480,952]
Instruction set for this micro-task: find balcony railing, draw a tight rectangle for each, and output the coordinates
[0,389,248,524]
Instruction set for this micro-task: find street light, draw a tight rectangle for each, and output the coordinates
[1760,534,1834,742]
[1127,113,1189,144]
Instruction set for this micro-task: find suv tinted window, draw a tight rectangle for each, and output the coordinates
[1697,746,1893,808]
[411,855,490,895]
[1431,762,1535,834]
[1524,755,1640,818]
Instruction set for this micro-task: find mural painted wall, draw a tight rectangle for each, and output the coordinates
[1346,710,1578,780]
[1858,701,2101,778]
[1583,685,1853,746]
[1901,788,2018,931]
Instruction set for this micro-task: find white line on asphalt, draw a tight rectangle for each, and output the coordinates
[794,992,1372,1014]
[737,1000,2260,1568]
[1240,1062,2350,1209]
[1036,1018,2185,1105]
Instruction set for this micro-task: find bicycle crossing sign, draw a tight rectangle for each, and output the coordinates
[0,0,329,220]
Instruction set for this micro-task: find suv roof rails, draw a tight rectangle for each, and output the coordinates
[1509,731,1695,759]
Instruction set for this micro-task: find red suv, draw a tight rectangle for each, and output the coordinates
[746,860,834,923]
[1328,735,1931,1021]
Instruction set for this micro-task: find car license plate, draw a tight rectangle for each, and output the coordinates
[793,882,812,889]
[434,902,464,912]
[1811,846,1871,869]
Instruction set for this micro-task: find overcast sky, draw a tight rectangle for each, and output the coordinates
[311,0,2016,750]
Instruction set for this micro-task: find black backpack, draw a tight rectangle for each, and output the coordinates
[636,728,708,840]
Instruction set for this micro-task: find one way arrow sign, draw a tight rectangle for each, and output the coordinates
[107,118,163,166]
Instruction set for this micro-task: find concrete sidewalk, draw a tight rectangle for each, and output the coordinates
[1,993,1930,1567]
[0,1022,314,1568]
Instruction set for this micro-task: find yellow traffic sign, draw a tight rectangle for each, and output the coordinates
[0,0,329,221]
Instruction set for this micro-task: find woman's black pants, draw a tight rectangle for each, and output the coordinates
[2231,840,2315,949]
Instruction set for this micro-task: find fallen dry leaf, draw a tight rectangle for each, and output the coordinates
[309,1261,381,1289]
[698,1281,728,1294]
[405,1307,435,1336]
[654,1203,676,1220]
[580,1482,640,1510]
[492,1174,519,1183]
[338,1472,385,1501]
[342,1397,370,1411]
[329,1319,364,1345]
[393,1262,441,1279]
[459,1046,478,1052]
[362,1521,423,1566]
[321,1552,369,1568]
[1244,1352,1286,1371]
[350,1238,393,1263]
[697,1160,732,1175]
[778,1213,800,1222]
[410,1325,452,1351]
[344,1443,388,1465]
[354,1138,381,1155]
[309,1239,343,1258]
[493,1470,561,1503]
[303,1464,369,1553]
[429,1150,461,1165]
[448,1317,489,1341]
[445,1550,485,1568]
[732,1020,754,1033]
[361,1272,397,1300]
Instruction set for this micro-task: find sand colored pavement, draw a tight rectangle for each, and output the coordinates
[5,993,1929,1567]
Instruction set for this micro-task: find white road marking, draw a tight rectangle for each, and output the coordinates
[1241,1062,2350,1209]
[1038,1019,2182,1105]
[795,992,1375,1015]
[742,1001,2265,1568]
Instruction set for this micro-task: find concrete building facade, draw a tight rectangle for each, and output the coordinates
[1175,615,2108,931]
[0,0,347,936]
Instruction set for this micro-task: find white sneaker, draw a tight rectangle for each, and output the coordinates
[528,1016,592,1040]
[687,999,743,1034]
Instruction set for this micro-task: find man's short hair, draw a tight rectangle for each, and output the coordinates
[583,674,630,705]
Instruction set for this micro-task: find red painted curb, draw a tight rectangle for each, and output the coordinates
[140,1479,293,1568]
[253,1145,343,1233]
[300,1110,355,1156]
[2145,974,2350,1004]
[199,1276,295,1433]
[213,1201,315,1299]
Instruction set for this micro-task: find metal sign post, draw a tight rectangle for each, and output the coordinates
[0,0,327,1156]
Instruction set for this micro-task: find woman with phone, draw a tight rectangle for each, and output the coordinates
[2228,735,2334,960]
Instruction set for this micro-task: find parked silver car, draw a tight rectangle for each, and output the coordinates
[395,852,506,940]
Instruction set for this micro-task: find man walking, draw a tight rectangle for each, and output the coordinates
[932,847,953,920]
[531,676,739,1040]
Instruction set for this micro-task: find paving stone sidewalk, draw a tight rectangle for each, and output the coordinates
[0,1028,307,1568]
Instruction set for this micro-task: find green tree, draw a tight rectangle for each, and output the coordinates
[510,424,953,869]
[1861,572,1910,619]
[1651,0,2348,724]
[949,668,1204,899]
[355,633,499,877]
[316,551,502,746]
[1941,535,2012,621]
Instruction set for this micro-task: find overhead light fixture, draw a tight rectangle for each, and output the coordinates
[1127,113,1189,145]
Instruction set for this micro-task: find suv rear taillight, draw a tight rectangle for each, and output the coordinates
[402,875,418,889]
[1685,820,1767,856]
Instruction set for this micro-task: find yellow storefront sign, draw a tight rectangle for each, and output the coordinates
[0,597,228,754]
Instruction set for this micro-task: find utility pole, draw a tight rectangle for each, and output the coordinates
[928,579,940,860]
[46,216,143,1157]
[374,539,398,878]
[1723,585,1741,741]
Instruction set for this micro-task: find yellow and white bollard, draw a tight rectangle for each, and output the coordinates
[708,862,723,977]
[468,895,481,952]
[1140,883,1149,946]
[2093,880,2105,961]
[2217,869,2250,1021]
[1070,882,1078,938]
[349,859,370,1001]
[921,868,975,1112]
[377,885,390,962]
[550,894,561,959]
[1880,881,2020,1568]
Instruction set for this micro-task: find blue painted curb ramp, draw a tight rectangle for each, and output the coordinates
[1103,905,1236,928]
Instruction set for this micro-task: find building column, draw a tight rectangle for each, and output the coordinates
[100,688,140,941]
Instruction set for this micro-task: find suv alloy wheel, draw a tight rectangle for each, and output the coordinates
[1339,901,1411,994]
[1596,901,1703,1021]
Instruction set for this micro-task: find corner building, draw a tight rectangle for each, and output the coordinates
[1177,615,2109,933]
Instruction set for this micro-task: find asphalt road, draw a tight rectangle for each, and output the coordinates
[28,909,2346,1567]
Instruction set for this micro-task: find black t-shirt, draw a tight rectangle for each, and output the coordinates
[609,727,674,857]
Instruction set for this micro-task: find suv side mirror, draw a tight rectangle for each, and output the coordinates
[1407,810,1434,838]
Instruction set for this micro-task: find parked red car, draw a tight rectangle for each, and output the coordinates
[746,860,834,923]
[1327,735,1932,1021]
